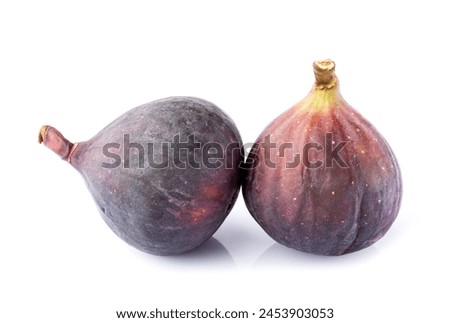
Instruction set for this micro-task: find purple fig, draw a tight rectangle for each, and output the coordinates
[39,97,243,255]
[243,60,402,256]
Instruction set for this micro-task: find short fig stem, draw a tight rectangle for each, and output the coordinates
[313,59,337,90]
[38,126,48,144]
[39,125,77,163]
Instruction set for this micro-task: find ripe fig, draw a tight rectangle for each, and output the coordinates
[243,60,402,256]
[39,97,243,255]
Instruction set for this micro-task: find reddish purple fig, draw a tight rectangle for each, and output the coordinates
[39,97,242,255]
[243,60,402,256]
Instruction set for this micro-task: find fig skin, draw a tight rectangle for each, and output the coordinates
[243,60,402,256]
[40,97,243,255]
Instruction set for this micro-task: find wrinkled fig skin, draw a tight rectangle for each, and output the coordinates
[41,97,243,255]
[243,61,402,256]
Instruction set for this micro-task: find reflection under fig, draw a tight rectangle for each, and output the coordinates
[158,237,236,269]
[253,241,381,269]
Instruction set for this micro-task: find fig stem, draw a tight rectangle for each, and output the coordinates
[38,125,48,144]
[313,59,337,90]
[39,125,77,163]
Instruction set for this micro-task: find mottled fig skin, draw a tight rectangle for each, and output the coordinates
[40,97,243,255]
[243,60,402,256]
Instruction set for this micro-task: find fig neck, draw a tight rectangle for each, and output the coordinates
[39,125,78,164]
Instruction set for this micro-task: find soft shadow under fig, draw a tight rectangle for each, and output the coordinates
[253,242,381,269]
[159,237,235,269]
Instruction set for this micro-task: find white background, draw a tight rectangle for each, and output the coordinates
[1,1,449,322]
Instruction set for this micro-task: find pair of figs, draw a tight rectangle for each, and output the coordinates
[40,60,402,256]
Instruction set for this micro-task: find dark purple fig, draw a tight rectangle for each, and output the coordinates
[243,60,402,256]
[39,97,242,255]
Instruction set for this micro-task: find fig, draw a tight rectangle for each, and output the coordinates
[243,60,402,256]
[39,96,243,255]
